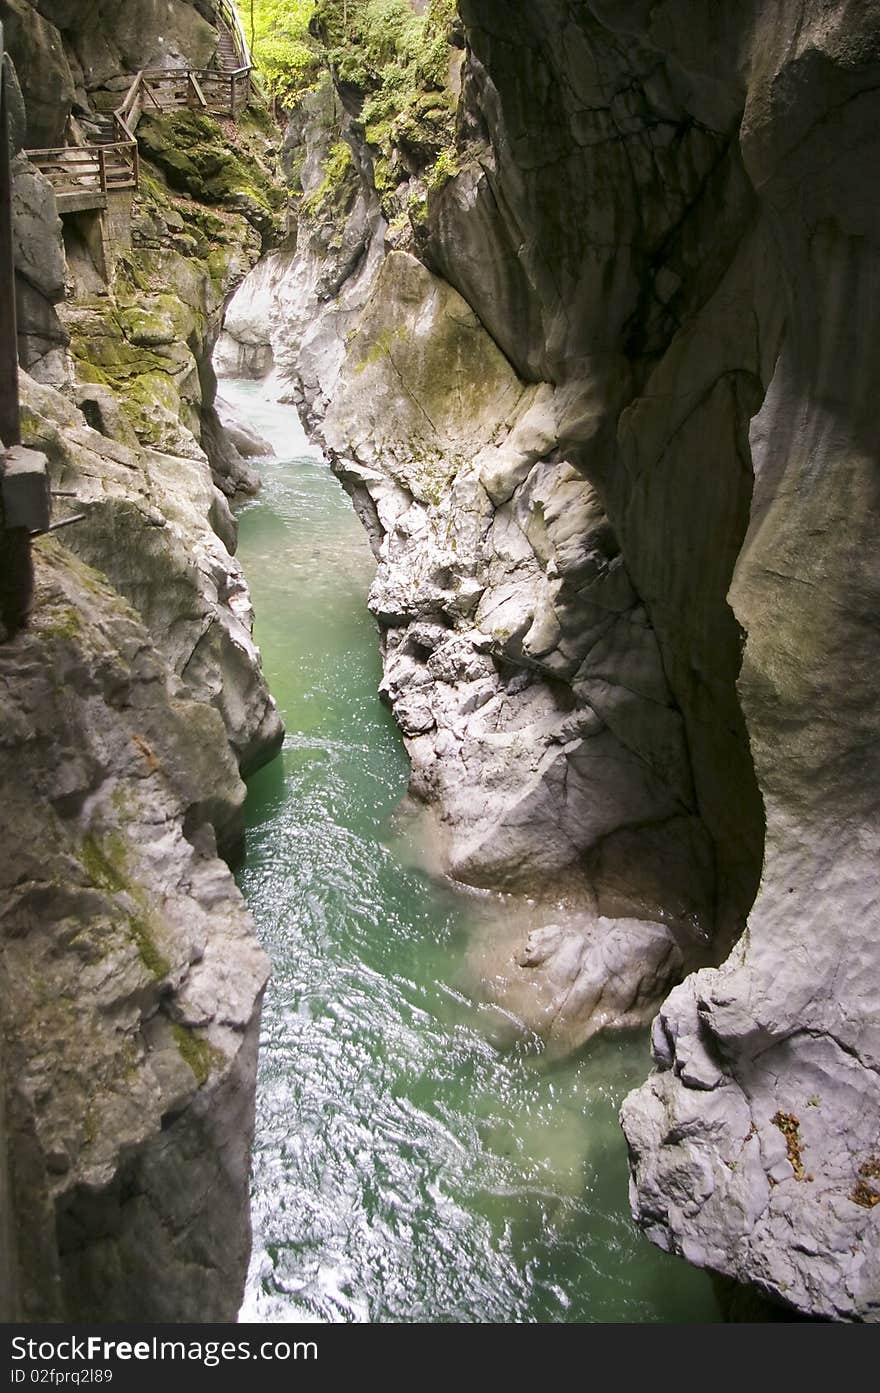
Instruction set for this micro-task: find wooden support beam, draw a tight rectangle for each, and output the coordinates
[55,190,107,213]
[188,71,208,108]
[1,447,50,533]
[0,25,20,450]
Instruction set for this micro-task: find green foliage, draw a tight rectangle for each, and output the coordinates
[301,138,357,216]
[306,0,458,204]
[426,143,458,191]
[248,0,321,103]
[315,0,454,98]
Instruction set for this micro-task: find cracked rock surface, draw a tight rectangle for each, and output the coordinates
[0,542,269,1320]
[223,0,880,1317]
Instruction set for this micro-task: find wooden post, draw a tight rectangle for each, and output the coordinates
[0,25,21,449]
[98,147,107,194]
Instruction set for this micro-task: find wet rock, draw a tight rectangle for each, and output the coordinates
[215,395,275,459]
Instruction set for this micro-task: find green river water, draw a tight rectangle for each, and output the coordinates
[225,379,721,1324]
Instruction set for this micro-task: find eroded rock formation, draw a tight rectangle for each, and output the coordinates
[221,0,880,1316]
[1,541,268,1320]
[1,1,281,1320]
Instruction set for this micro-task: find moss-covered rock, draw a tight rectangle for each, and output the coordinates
[135,110,286,246]
[306,0,460,222]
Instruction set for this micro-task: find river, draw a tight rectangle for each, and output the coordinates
[222,377,721,1324]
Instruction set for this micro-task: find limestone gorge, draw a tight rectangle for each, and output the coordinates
[1,0,878,1325]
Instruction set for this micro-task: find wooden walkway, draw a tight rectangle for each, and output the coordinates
[23,1,253,212]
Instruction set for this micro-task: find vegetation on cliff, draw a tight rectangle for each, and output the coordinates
[59,105,282,463]
[246,0,319,101]
[255,0,459,223]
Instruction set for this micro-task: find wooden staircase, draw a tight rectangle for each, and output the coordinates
[22,2,254,212]
[214,24,240,73]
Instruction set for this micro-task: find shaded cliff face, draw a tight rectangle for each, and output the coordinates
[223,0,880,1315]
[450,0,880,1317]
[424,0,774,950]
[2,1,281,1320]
[619,0,880,1322]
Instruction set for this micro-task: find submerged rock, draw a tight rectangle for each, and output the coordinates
[216,394,276,459]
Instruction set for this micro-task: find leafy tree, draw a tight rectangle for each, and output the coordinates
[248,0,320,103]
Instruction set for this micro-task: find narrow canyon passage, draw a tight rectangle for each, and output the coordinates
[224,380,720,1323]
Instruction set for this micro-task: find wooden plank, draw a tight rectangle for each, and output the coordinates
[188,70,208,107]
[55,190,108,213]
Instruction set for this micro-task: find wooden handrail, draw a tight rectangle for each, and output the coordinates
[212,0,252,70]
[24,40,254,203]
[26,141,137,159]
[188,71,208,108]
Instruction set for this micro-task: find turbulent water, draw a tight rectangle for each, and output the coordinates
[225,378,721,1324]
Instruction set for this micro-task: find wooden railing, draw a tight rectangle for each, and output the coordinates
[24,142,139,211]
[124,66,252,121]
[25,57,252,209]
[213,0,253,69]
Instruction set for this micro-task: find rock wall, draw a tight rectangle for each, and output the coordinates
[223,0,880,1316]
[0,0,219,146]
[619,0,880,1322]
[1,541,268,1320]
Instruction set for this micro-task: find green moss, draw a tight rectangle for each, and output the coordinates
[308,0,458,213]
[354,323,406,373]
[172,1023,224,1086]
[426,144,458,192]
[136,111,285,233]
[75,361,110,386]
[42,604,83,641]
[302,140,358,218]
[80,831,128,894]
[129,914,172,980]
[80,832,172,980]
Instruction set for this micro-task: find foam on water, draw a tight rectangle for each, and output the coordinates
[225,378,720,1324]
